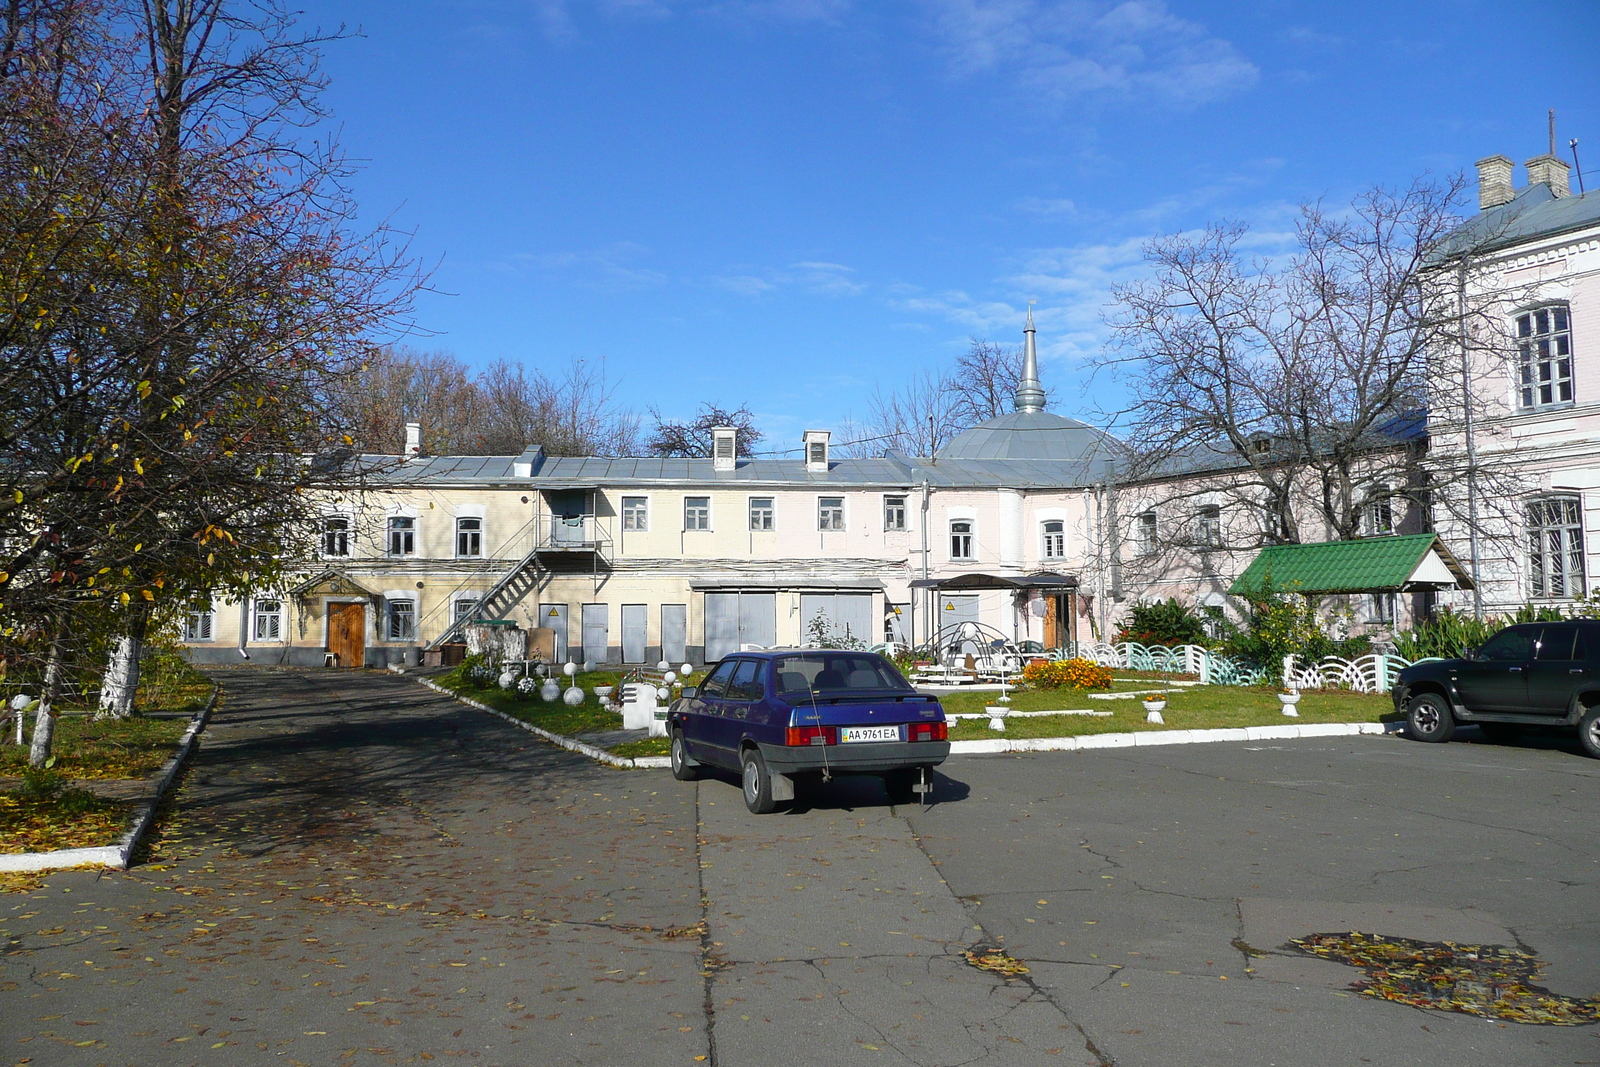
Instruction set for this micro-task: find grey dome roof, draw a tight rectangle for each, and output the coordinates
[937,410,1118,462]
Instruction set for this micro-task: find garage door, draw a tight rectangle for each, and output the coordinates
[661,604,687,664]
[704,592,776,662]
[799,593,875,648]
[581,603,609,664]
[621,604,647,663]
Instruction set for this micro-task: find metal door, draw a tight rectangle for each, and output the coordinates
[705,593,740,663]
[327,603,364,668]
[885,603,909,645]
[621,604,647,663]
[661,604,687,664]
[800,593,874,647]
[938,594,982,652]
[539,603,569,663]
[739,592,776,650]
[581,603,609,664]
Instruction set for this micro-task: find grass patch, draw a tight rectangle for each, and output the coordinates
[0,713,188,779]
[943,684,1395,741]
[0,771,131,854]
[609,737,670,759]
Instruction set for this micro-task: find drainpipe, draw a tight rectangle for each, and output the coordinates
[920,479,931,646]
[1457,259,1485,619]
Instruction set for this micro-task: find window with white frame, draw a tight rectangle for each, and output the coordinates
[253,599,283,641]
[1366,492,1394,536]
[1042,520,1065,559]
[1196,505,1221,547]
[387,598,416,641]
[1136,511,1158,555]
[622,496,648,531]
[818,496,844,531]
[749,497,774,531]
[387,515,415,556]
[1516,305,1573,410]
[1367,592,1396,625]
[456,516,482,558]
[322,516,349,557]
[1529,496,1585,599]
[950,520,974,560]
[183,605,214,642]
[684,496,710,531]
[884,495,907,531]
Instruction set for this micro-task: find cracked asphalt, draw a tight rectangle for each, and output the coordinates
[4,668,1599,1066]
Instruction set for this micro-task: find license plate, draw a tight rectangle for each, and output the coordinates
[839,725,901,743]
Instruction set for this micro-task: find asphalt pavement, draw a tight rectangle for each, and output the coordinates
[3,668,1598,1066]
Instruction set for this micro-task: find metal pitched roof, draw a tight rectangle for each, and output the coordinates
[1431,185,1600,262]
[1229,535,1474,597]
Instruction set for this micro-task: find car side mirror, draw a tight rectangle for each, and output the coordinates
[680,686,697,699]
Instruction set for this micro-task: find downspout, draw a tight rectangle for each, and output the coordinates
[1457,259,1485,619]
[920,479,931,646]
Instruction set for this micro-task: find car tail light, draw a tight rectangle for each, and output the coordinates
[786,725,837,746]
[907,721,947,742]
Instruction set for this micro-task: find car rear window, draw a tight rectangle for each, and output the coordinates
[773,653,912,698]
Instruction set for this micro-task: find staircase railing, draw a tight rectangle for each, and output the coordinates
[425,544,545,651]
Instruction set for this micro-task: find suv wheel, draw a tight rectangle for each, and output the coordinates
[1578,706,1600,759]
[1406,693,1456,743]
[670,731,698,781]
[741,747,776,814]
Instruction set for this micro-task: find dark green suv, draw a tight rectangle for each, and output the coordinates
[1392,620,1600,756]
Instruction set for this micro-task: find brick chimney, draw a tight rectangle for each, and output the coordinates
[1476,155,1515,210]
[1525,154,1571,198]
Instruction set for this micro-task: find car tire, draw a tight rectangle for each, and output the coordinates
[670,731,698,781]
[1577,706,1600,759]
[741,747,776,814]
[883,769,917,805]
[1406,693,1456,743]
[1476,722,1520,744]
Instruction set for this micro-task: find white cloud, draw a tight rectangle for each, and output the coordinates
[509,242,669,287]
[1016,196,1079,216]
[715,260,867,297]
[925,0,1258,108]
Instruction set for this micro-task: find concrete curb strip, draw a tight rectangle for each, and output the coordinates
[0,683,221,874]
[417,679,672,770]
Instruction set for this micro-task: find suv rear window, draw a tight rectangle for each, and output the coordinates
[773,653,911,698]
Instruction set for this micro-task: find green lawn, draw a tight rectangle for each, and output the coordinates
[435,665,703,744]
[0,713,190,779]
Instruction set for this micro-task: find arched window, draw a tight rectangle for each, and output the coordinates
[456,516,482,558]
[1042,521,1065,559]
[1516,305,1573,409]
[950,520,973,560]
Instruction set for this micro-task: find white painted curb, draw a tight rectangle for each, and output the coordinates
[418,679,671,770]
[0,684,221,874]
[948,720,1401,756]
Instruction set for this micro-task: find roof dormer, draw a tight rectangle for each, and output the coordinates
[803,430,830,472]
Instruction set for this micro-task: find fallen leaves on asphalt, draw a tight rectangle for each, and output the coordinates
[962,946,1030,979]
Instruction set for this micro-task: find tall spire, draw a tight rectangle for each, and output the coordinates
[1013,304,1046,413]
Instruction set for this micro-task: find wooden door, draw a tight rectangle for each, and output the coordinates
[1043,595,1061,649]
[328,603,365,667]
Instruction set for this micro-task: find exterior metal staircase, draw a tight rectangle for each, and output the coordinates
[424,545,546,651]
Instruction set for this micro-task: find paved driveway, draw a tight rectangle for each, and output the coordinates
[4,669,1598,1066]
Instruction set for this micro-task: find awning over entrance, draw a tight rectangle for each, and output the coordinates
[910,571,1080,591]
[1228,534,1475,597]
[287,569,380,599]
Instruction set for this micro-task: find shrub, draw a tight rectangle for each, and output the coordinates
[1022,658,1112,690]
[1115,598,1210,647]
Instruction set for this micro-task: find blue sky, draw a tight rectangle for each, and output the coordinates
[314,0,1598,447]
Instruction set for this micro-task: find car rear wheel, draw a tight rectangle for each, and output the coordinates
[670,731,698,781]
[1578,706,1600,759]
[1406,693,1456,743]
[741,747,776,814]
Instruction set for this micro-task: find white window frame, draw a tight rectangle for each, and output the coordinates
[684,496,711,531]
[1196,505,1221,548]
[621,496,649,532]
[1136,511,1158,556]
[455,516,482,558]
[1516,304,1574,411]
[1042,520,1065,559]
[818,496,845,531]
[749,496,774,531]
[321,515,350,557]
[252,598,283,642]
[1367,592,1396,625]
[884,495,907,532]
[183,605,215,642]
[1529,495,1586,599]
[387,515,416,556]
[1366,493,1394,536]
[387,598,417,641]
[950,520,974,560]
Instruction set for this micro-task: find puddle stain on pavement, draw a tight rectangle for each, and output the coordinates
[1290,931,1600,1026]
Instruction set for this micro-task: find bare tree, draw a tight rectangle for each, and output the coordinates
[858,371,964,458]
[646,403,762,458]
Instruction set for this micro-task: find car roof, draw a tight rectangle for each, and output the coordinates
[726,648,882,659]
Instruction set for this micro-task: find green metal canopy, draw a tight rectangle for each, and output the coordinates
[1228,534,1475,597]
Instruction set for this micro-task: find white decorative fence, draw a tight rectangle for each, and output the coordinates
[1056,641,1417,693]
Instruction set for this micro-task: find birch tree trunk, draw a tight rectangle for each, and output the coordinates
[28,635,65,768]
[97,605,150,719]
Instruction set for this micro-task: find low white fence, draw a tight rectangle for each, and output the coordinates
[1057,641,1416,693]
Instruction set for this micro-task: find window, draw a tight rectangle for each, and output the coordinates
[818,496,844,531]
[715,433,735,462]
[884,495,907,531]
[387,515,415,556]
[749,497,774,531]
[950,520,973,560]
[183,606,214,642]
[387,598,416,641]
[1366,494,1394,536]
[1042,520,1065,559]
[622,496,648,531]
[1529,496,1585,598]
[1516,305,1573,410]
[808,441,827,467]
[700,659,737,699]
[1197,506,1221,547]
[728,658,763,701]
[1136,511,1158,555]
[1479,627,1533,662]
[253,599,283,641]
[322,516,349,557]
[684,496,710,531]
[1366,593,1395,625]
[456,516,482,558]
[453,598,479,624]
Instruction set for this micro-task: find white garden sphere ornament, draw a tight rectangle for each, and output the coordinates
[563,686,584,706]
[498,670,518,690]
[582,660,595,673]
[658,659,670,671]
[663,671,677,686]
[681,663,693,677]
[564,662,577,677]
[9,694,32,711]
[541,679,561,702]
